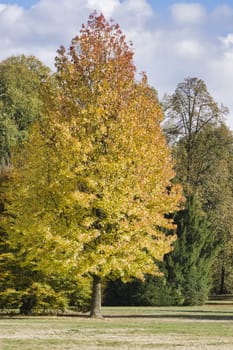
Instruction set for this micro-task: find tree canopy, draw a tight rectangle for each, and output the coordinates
[0,55,50,167]
[4,13,183,317]
[163,77,228,194]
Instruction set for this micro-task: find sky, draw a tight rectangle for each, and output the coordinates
[1,0,233,128]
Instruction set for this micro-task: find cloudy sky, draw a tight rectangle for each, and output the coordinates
[1,0,233,128]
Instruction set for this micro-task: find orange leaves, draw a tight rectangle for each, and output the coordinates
[56,12,135,103]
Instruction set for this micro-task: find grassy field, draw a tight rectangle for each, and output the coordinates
[1,304,233,349]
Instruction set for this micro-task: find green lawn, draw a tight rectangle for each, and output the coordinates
[0,305,233,349]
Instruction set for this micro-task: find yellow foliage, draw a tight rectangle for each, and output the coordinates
[4,13,183,282]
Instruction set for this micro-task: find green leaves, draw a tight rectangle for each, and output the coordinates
[0,55,50,167]
[163,76,233,300]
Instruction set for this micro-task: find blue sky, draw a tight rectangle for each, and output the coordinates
[0,0,233,128]
[1,0,37,8]
[2,0,233,10]
[149,0,233,11]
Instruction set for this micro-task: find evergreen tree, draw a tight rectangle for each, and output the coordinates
[165,196,220,305]
[104,275,173,306]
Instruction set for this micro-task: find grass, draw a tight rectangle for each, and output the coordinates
[0,304,233,349]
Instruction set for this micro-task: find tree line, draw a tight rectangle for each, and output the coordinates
[0,12,232,317]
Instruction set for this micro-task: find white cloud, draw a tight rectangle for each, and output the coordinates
[113,0,153,30]
[0,3,23,22]
[87,0,119,17]
[207,39,233,127]
[118,0,152,19]
[175,39,204,58]
[171,3,206,25]
[220,33,233,49]
[0,4,24,37]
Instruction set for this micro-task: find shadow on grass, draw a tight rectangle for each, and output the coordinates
[1,308,233,321]
[104,312,233,321]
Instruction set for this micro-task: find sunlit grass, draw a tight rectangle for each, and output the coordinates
[0,305,233,349]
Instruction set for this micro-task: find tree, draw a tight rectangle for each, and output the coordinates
[164,196,219,305]
[0,55,50,167]
[199,124,233,295]
[0,55,55,314]
[104,275,171,306]
[4,13,183,317]
[163,77,228,194]
[0,166,90,314]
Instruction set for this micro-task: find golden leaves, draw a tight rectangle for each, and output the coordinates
[72,191,95,209]
[5,12,184,282]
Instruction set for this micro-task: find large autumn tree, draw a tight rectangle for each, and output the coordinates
[4,13,183,317]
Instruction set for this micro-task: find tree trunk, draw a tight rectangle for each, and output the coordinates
[90,275,102,318]
[219,264,226,295]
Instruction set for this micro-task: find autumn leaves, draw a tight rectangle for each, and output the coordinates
[4,13,183,316]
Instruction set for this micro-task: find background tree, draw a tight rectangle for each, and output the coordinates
[104,274,172,306]
[163,78,233,300]
[171,123,233,295]
[200,124,233,295]
[163,77,228,194]
[164,195,219,305]
[0,55,50,167]
[0,55,69,314]
[4,13,183,317]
